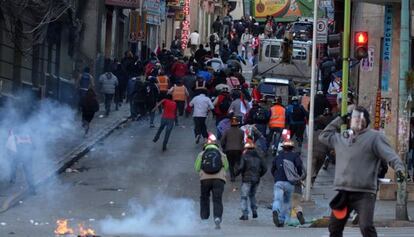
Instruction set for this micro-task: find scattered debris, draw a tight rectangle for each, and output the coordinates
[121,212,126,217]
[0,222,6,226]
[109,201,114,205]
[99,115,104,118]
[88,219,95,222]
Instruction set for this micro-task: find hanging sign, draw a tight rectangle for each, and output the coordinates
[381,5,393,93]
[181,0,190,49]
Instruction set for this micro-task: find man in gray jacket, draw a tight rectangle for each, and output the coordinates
[319,106,405,237]
[99,71,119,116]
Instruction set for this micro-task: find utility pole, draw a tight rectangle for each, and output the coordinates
[341,0,351,117]
[305,0,318,201]
[396,0,410,221]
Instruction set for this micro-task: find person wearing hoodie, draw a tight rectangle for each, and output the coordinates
[286,96,308,146]
[235,141,267,220]
[195,136,229,229]
[99,71,119,116]
[318,106,405,237]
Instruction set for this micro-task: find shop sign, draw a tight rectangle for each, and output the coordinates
[181,0,190,49]
[144,0,161,14]
[106,0,141,8]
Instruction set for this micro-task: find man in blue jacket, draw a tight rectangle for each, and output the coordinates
[271,140,303,227]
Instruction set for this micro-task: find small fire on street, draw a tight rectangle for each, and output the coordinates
[54,219,99,237]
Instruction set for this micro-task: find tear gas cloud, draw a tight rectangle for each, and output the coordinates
[99,195,198,236]
[0,93,77,182]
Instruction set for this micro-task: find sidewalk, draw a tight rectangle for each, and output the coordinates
[298,143,414,227]
[0,102,130,211]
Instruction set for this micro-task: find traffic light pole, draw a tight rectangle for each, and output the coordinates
[341,0,351,118]
[305,0,318,202]
[396,0,410,221]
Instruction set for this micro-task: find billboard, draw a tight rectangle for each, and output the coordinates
[253,0,314,19]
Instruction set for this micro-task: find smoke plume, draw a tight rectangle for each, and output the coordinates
[99,195,198,236]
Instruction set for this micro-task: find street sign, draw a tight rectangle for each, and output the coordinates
[316,18,328,44]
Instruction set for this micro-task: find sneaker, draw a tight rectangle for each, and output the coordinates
[150,123,155,128]
[214,217,221,229]
[195,135,201,144]
[239,215,248,221]
[252,210,258,219]
[297,211,305,225]
[153,137,158,143]
[351,212,359,225]
[272,211,280,227]
[162,145,167,151]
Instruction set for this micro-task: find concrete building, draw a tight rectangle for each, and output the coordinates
[350,0,414,200]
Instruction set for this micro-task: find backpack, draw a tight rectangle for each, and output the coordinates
[219,95,232,113]
[291,105,306,122]
[209,34,216,43]
[133,80,147,103]
[201,148,223,174]
[254,107,267,122]
[283,159,306,184]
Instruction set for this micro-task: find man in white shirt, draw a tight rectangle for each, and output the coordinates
[190,31,200,55]
[190,92,214,144]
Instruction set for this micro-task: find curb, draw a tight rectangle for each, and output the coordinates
[0,116,129,213]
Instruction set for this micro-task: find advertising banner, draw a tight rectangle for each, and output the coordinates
[253,0,314,19]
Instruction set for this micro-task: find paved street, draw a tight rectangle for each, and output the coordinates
[0,113,412,236]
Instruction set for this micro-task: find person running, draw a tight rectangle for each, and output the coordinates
[146,76,160,127]
[195,135,229,229]
[190,91,214,144]
[228,90,250,124]
[221,117,244,182]
[286,96,308,147]
[152,94,177,151]
[80,88,99,135]
[267,97,286,155]
[271,140,304,227]
[235,141,267,220]
[168,81,189,125]
[76,67,94,110]
[99,71,118,116]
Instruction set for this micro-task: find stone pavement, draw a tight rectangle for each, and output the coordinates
[0,102,130,209]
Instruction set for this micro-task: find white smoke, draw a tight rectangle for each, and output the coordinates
[0,93,77,183]
[99,195,198,236]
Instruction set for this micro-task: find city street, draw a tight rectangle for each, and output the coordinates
[0,115,413,236]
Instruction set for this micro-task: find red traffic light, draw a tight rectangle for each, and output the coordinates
[355,32,368,45]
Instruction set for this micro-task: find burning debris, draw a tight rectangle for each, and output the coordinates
[54,219,99,237]
[54,219,74,235]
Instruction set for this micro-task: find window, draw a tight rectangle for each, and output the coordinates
[265,45,280,58]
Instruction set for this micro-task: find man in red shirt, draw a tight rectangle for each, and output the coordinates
[171,57,188,83]
[152,94,177,151]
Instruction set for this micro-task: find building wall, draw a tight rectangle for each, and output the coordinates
[353,2,402,150]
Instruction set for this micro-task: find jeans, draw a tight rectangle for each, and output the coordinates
[130,100,138,118]
[272,181,294,223]
[329,192,377,237]
[200,179,225,220]
[9,152,35,191]
[149,111,155,125]
[240,182,259,215]
[290,123,306,144]
[193,117,208,138]
[255,124,267,137]
[153,118,174,149]
[104,93,114,115]
[267,127,283,148]
[225,150,242,180]
[175,100,185,116]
